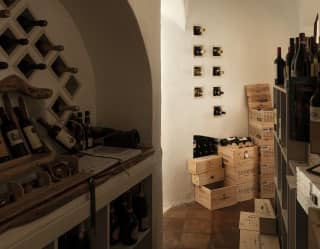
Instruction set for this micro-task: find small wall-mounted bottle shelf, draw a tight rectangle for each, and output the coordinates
[193,25,205,36]
[193,66,202,77]
[213,106,226,116]
[194,87,203,98]
[0,28,28,56]
[213,47,223,57]
[213,66,224,76]
[51,56,78,78]
[17,8,48,34]
[213,87,224,96]
[194,45,205,57]
[35,34,64,58]
[17,54,46,79]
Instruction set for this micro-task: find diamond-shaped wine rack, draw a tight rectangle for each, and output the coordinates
[35,33,63,58]
[17,53,46,79]
[50,95,68,118]
[1,0,19,8]
[64,75,81,99]
[51,55,77,79]
[0,27,28,56]
[17,8,47,34]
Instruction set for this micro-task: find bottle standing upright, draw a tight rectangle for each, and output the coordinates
[275,47,286,86]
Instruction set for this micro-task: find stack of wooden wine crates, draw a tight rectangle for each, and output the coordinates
[246,84,275,199]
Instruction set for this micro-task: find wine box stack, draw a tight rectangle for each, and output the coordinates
[245,84,275,199]
[218,144,259,202]
[188,155,238,211]
[239,199,279,249]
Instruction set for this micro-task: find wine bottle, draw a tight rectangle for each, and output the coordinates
[291,37,300,75]
[274,47,285,86]
[110,203,120,245]
[76,112,86,150]
[133,183,149,232]
[293,33,310,77]
[0,33,28,50]
[77,223,90,249]
[17,14,47,32]
[14,107,44,153]
[119,192,138,246]
[37,117,80,152]
[0,9,10,18]
[0,107,28,158]
[220,137,237,146]
[286,38,295,82]
[37,41,64,55]
[310,37,319,77]
[0,62,8,70]
[53,61,78,75]
[310,74,320,153]
[84,111,94,149]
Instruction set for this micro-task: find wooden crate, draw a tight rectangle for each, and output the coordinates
[309,208,320,249]
[195,183,237,211]
[191,165,225,186]
[259,145,274,163]
[249,122,274,145]
[188,155,222,175]
[255,199,277,235]
[260,162,275,176]
[249,108,274,124]
[226,178,257,202]
[260,176,275,199]
[218,145,258,167]
[239,230,260,249]
[261,235,280,249]
[245,84,272,110]
[224,161,258,184]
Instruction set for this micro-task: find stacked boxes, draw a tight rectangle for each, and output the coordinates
[245,84,275,199]
[188,155,238,210]
[219,144,259,202]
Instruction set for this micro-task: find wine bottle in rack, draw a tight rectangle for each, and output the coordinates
[37,40,64,55]
[110,203,120,245]
[17,13,48,33]
[14,107,45,154]
[274,47,285,86]
[0,33,28,48]
[84,111,94,149]
[52,57,78,77]
[0,107,28,158]
[120,192,139,246]
[193,26,205,36]
[18,55,46,78]
[37,117,80,153]
[0,62,8,70]
[133,183,149,232]
[310,74,320,153]
[0,9,10,18]
[285,38,295,82]
[292,33,310,77]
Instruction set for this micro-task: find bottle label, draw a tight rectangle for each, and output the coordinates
[23,125,42,150]
[0,133,9,158]
[7,129,24,146]
[56,129,76,149]
[311,106,320,122]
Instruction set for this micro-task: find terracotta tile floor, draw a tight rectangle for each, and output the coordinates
[163,200,254,249]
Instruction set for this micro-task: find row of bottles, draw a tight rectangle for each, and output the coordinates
[219,136,253,148]
[38,110,94,153]
[110,184,149,246]
[0,99,47,162]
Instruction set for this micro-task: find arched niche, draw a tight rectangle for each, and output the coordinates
[60,0,153,146]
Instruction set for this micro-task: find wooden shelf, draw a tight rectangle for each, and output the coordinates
[275,176,288,232]
[110,229,151,249]
[274,132,287,163]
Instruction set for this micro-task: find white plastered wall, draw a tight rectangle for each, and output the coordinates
[161,0,299,211]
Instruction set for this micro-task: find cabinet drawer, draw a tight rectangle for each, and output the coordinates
[188,155,222,175]
[192,165,224,186]
[195,183,237,211]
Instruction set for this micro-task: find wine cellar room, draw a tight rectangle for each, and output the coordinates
[0,0,319,249]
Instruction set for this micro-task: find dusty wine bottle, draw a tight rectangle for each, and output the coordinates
[37,117,80,153]
[0,9,10,18]
[0,107,28,158]
[310,74,320,153]
[14,107,44,153]
[275,47,285,85]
